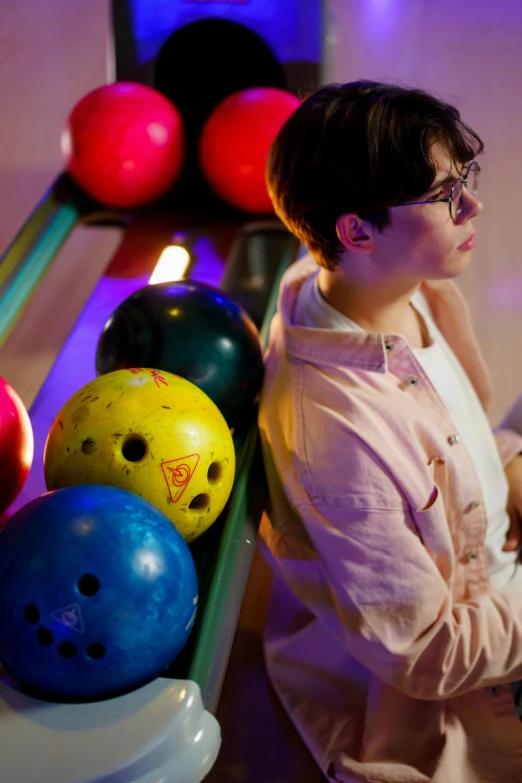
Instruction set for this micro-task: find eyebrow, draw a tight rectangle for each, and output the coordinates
[430,160,472,192]
[431,172,455,190]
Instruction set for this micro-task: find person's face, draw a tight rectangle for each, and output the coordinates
[371,143,483,283]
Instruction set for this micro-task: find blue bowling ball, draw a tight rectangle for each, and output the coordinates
[0,485,198,701]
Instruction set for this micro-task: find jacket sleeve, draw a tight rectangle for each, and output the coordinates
[275,494,522,701]
[496,393,522,466]
[494,427,522,468]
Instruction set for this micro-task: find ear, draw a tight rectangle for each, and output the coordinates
[336,213,374,254]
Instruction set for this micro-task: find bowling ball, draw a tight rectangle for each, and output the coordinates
[0,484,198,701]
[0,377,33,515]
[95,280,264,429]
[43,369,235,542]
[199,87,301,213]
[62,82,185,208]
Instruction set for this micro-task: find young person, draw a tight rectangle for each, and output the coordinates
[258,81,522,782]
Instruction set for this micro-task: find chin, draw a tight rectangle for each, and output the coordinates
[441,250,473,278]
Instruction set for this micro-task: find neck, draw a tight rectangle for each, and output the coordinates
[317,267,426,346]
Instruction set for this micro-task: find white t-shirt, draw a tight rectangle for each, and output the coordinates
[294,271,522,593]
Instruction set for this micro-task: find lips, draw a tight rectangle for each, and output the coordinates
[457,234,476,251]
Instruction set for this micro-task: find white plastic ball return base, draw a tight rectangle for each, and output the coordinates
[0,671,220,783]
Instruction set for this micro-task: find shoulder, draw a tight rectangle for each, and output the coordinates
[420,278,472,320]
[421,279,492,411]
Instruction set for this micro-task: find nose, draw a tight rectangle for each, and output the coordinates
[458,188,483,223]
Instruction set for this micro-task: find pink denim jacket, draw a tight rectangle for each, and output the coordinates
[258,254,522,782]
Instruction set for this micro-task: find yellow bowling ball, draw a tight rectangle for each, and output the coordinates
[43,368,235,542]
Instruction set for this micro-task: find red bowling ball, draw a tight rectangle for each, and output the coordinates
[62,82,185,208]
[199,87,301,214]
[0,377,33,515]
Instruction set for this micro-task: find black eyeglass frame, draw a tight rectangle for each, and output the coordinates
[395,160,481,222]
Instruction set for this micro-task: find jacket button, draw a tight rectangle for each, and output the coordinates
[385,341,394,352]
[447,433,460,445]
[407,375,419,386]
[466,551,478,562]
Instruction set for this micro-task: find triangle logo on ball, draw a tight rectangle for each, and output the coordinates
[51,603,85,634]
[161,454,200,503]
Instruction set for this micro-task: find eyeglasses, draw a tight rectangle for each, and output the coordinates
[397,161,481,222]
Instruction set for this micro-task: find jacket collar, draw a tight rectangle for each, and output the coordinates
[279,254,412,372]
[277,253,492,410]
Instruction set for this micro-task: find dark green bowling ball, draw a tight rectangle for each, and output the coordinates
[95,280,264,428]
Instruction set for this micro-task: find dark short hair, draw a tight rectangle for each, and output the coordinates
[267,80,484,270]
